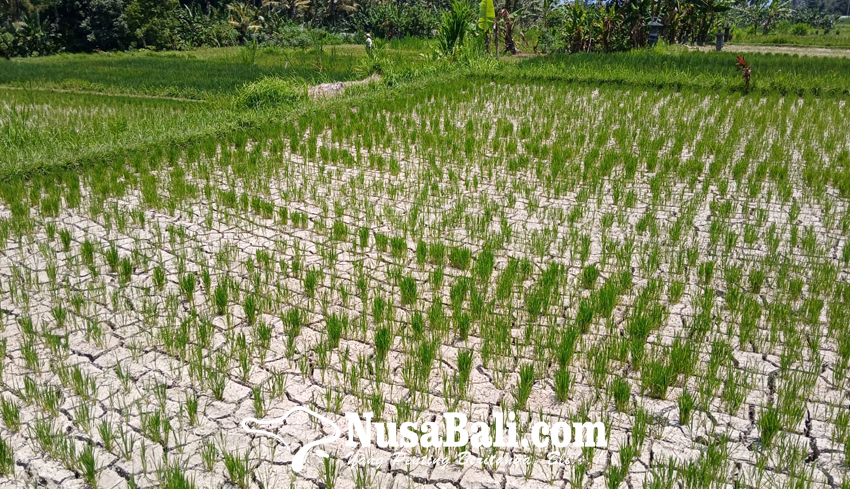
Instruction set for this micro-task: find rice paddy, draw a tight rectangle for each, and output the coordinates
[0,51,849,489]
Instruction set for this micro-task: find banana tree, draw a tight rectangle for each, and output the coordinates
[478,0,495,52]
[762,0,790,34]
[693,0,731,43]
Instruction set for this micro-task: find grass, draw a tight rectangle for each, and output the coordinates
[731,26,850,49]
[0,44,429,178]
[499,46,850,96]
[0,87,232,176]
[0,45,410,100]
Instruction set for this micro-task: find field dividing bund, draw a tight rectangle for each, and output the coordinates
[0,77,848,488]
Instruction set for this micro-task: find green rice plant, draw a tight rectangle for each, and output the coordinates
[158,461,196,489]
[105,243,119,272]
[77,443,99,487]
[374,233,389,252]
[180,273,196,304]
[610,377,631,413]
[200,440,217,472]
[758,406,782,448]
[244,294,258,326]
[721,369,749,415]
[140,409,171,447]
[678,389,695,425]
[390,236,407,259]
[416,240,428,265]
[75,403,94,434]
[0,398,20,432]
[400,276,417,306]
[118,424,135,461]
[514,363,535,410]
[749,268,766,294]
[632,407,649,449]
[153,265,167,291]
[304,269,321,298]
[332,220,348,241]
[641,357,673,400]
[252,386,266,418]
[375,327,391,362]
[98,420,116,452]
[581,264,600,289]
[358,227,370,248]
[554,367,572,402]
[0,435,11,477]
[326,313,346,349]
[320,452,341,489]
[475,248,495,282]
[235,77,306,110]
[448,246,471,270]
[59,228,72,251]
[457,348,473,396]
[353,455,377,489]
[669,336,696,381]
[214,282,228,315]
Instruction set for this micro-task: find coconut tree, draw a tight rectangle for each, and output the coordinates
[762,0,790,34]
[227,1,263,40]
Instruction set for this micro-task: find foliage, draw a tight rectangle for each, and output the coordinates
[124,0,180,49]
[435,0,472,58]
[81,0,130,51]
[0,11,61,57]
[348,1,439,39]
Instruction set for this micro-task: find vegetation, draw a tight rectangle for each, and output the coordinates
[0,1,849,487]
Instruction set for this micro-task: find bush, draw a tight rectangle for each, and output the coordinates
[124,0,180,50]
[435,0,472,58]
[235,77,306,109]
[790,23,809,36]
[349,1,438,39]
[1,12,63,58]
[269,24,314,49]
[80,0,130,50]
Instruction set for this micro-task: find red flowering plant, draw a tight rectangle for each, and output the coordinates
[736,56,752,93]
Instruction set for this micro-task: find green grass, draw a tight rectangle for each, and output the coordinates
[0,43,433,178]
[0,45,421,100]
[500,46,850,96]
[4,44,850,181]
[0,87,233,176]
[730,27,850,49]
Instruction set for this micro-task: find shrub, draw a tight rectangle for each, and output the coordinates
[235,77,306,110]
[124,0,180,50]
[435,0,472,58]
[790,23,809,36]
[81,0,130,50]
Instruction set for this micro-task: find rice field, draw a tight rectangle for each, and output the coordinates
[0,63,849,489]
[0,44,425,177]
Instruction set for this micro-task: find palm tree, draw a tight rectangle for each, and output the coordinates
[227,1,263,40]
[762,0,790,34]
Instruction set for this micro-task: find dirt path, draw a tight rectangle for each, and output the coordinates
[692,43,850,58]
[308,73,381,99]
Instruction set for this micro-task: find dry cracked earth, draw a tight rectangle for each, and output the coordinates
[0,80,848,489]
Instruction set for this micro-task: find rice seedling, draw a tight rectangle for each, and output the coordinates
[0,398,20,432]
[514,363,535,410]
[320,452,341,489]
[223,450,251,489]
[0,436,13,477]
